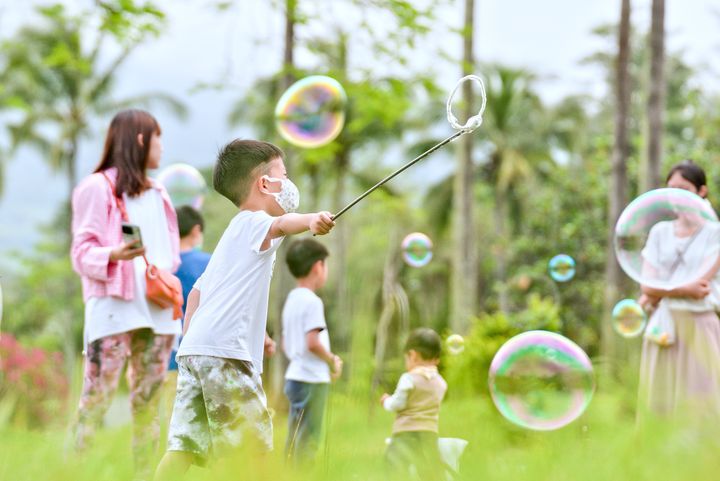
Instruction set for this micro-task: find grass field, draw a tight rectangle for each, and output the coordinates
[2,380,719,481]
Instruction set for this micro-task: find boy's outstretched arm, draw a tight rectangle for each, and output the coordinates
[266,212,335,241]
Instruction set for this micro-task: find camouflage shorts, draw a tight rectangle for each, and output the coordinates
[166,355,273,463]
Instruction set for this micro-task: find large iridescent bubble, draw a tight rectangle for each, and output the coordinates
[489,331,595,431]
[612,299,647,338]
[614,188,719,290]
[156,163,207,210]
[548,254,576,282]
[275,75,347,148]
[401,232,433,268]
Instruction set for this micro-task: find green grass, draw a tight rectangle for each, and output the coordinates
[2,385,720,481]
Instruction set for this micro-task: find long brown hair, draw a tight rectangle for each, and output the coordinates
[94,109,161,198]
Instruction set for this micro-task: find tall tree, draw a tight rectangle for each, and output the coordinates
[482,66,548,313]
[601,0,632,359]
[645,0,665,191]
[0,2,184,209]
[450,0,477,332]
[268,0,299,401]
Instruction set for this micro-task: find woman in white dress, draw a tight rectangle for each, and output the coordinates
[70,110,181,477]
[638,160,720,422]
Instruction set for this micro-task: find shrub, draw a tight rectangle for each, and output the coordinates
[0,334,69,428]
[442,294,562,397]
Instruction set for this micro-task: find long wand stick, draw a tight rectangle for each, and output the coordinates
[332,130,465,220]
[331,74,486,221]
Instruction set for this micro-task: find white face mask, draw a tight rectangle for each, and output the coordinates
[262,175,300,213]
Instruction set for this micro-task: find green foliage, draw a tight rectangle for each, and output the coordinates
[0,1,181,197]
[3,238,83,355]
[96,0,165,41]
[443,295,562,397]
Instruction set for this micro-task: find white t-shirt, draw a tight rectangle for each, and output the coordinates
[84,189,180,350]
[282,287,331,383]
[176,210,283,373]
[642,220,720,311]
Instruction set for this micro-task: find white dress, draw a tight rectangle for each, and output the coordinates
[638,220,720,420]
[84,189,181,350]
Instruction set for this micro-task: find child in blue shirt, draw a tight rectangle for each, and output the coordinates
[168,205,211,371]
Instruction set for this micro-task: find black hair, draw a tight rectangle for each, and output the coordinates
[176,205,204,238]
[286,238,329,278]
[213,139,285,205]
[404,328,442,360]
[666,159,707,194]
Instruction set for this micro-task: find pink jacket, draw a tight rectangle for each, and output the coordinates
[70,167,180,302]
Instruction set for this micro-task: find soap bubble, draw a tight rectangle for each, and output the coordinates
[156,163,207,210]
[446,334,465,355]
[275,75,347,148]
[612,299,647,338]
[489,330,595,431]
[548,254,576,282]
[401,233,433,268]
[614,188,719,290]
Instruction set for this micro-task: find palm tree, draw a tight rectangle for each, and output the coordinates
[268,0,299,402]
[645,0,665,191]
[602,0,632,359]
[450,0,477,333]
[481,66,549,313]
[0,4,185,210]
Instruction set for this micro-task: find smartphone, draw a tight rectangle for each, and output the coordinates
[121,223,144,248]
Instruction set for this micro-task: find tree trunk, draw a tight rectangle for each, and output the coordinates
[370,229,408,394]
[332,147,350,351]
[645,0,665,192]
[492,167,510,314]
[601,0,631,361]
[307,162,321,210]
[450,0,477,333]
[331,34,352,355]
[282,0,296,87]
[268,0,297,403]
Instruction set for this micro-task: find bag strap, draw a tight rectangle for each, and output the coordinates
[101,171,130,222]
[101,170,150,268]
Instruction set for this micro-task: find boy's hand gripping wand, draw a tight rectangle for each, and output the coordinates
[331,74,487,222]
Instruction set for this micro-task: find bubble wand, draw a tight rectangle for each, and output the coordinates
[331,74,487,221]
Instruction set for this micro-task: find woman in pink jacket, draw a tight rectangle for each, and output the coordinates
[70,110,181,477]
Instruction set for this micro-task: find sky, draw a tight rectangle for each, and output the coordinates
[0,0,718,265]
